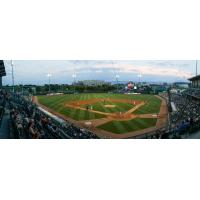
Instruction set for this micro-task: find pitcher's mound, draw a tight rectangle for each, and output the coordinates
[105,105,116,108]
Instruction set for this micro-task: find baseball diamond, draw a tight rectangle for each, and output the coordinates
[35,93,168,138]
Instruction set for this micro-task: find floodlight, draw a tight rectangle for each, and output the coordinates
[47,73,52,77]
[72,74,77,78]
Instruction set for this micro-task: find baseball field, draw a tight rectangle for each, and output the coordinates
[36,93,168,138]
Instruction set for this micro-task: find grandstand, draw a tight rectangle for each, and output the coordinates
[162,74,200,139]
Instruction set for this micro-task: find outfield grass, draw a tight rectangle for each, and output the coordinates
[97,118,157,134]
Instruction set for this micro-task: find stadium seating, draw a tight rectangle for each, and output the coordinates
[184,88,200,99]
[169,93,200,137]
[0,90,6,127]
[7,93,99,139]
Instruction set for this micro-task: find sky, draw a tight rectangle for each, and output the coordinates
[2,60,198,85]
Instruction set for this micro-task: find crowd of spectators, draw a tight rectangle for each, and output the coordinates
[8,93,99,139]
[138,92,200,139]
[169,93,200,137]
[0,90,7,126]
[184,88,200,99]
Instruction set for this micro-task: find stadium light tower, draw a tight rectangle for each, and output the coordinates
[137,74,142,84]
[11,60,15,92]
[112,60,120,93]
[115,74,120,93]
[72,73,77,94]
[47,73,52,93]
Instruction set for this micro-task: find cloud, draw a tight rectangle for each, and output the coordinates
[95,70,103,73]
[94,63,193,78]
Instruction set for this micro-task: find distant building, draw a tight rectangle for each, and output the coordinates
[75,80,110,86]
[188,75,200,88]
[173,82,189,89]
[0,60,6,88]
[150,84,168,92]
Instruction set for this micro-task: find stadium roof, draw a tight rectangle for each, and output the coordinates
[188,75,200,81]
[0,60,6,77]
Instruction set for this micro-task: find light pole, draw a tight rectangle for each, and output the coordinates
[137,74,142,84]
[112,60,120,93]
[72,73,77,94]
[47,73,52,94]
[116,74,120,93]
[11,60,15,92]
